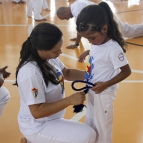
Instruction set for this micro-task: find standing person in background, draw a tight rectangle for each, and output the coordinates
[57,0,143,49]
[15,22,96,143]
[26,0,47,21]
[76,2,131,143]
[43,0,50,11]
[0,66,10,116]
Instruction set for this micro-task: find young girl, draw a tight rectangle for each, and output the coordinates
[76,2,131,143]
[15,22,96,143]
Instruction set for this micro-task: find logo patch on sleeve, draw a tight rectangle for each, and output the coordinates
[32,88,38,98]
[118,53,124,61]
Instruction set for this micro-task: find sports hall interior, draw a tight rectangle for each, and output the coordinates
[0,0,143,143]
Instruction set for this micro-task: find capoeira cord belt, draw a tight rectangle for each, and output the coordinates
[71,80,95,113]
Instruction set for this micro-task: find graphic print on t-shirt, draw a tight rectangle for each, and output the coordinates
[84,56,94,81]
[56,70,64,94]
[118,53,124,61]
[31,88,38,98]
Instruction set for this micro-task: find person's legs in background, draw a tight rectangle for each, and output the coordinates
[0,86,10,116]
[43,0,50,11]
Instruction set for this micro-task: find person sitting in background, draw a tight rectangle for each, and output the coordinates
[57,0,143,49]
[0,66,10,116]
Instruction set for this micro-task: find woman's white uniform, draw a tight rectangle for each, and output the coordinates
[85,40,129,143]
[0,86,10,116]
[17,58,96,143]
[70,0,143,38]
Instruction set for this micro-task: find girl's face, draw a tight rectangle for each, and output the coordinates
[78,25,110,45]
[37,38,63,60]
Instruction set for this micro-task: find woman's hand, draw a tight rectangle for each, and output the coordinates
[68,92,86,105]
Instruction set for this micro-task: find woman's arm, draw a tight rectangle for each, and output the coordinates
[29,91,85,119]
[91,64,131,94]
[62,67,85,81]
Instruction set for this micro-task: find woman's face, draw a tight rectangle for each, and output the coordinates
[37,38,63,60]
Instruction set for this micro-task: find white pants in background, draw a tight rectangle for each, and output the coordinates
[0,86,10,116]
[24,118,96,143]
[86,90,116,143]
[114,15,143,39]
[33,0,43,20]
[43,0,49,10]
[26,0,43,20]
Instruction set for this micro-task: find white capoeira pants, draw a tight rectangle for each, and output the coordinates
[26,0,43,20]
[114,15,143,39]
[86,90,116,143]
[43,0,49,10]
[26,0,48,19]
[23,118,96,143]
[0,86,10,116]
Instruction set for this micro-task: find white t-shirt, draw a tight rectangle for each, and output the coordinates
[17,58,65,135]
[85,39,129,92]
[70,0,95,18]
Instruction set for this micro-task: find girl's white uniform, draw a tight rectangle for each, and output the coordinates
[17,58,96,143]
[0,86,10,116]
[85,39,129,143]
[70,0,143,38]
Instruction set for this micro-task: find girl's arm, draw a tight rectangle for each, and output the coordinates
[78,50,90,63]
[62,67,85,81]
[91,64,131,94]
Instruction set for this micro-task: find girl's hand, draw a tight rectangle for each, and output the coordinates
[78,50,90,63]
[0,66,11,78]
[91,82,107,94]
[68,92,86,105]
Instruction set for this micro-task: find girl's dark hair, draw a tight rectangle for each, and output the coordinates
[15,22,63,86]
[76,2,127,52]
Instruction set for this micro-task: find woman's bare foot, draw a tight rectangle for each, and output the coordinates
[20,137,27,143]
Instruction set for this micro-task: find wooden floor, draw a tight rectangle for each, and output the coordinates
[0,0,143,143]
